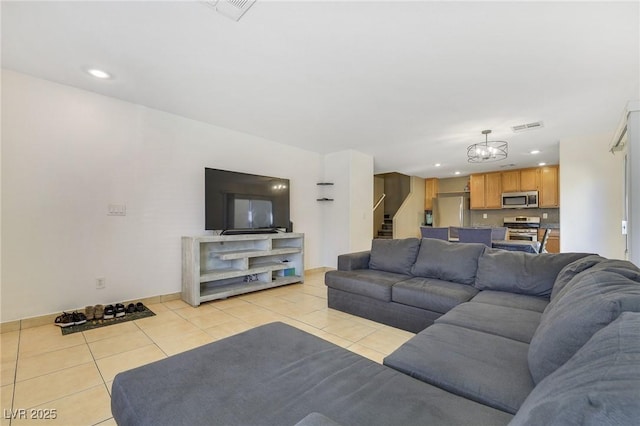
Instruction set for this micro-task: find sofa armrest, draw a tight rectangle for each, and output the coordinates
[337,251,371,271]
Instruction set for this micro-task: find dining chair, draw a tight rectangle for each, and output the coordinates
[538,228,551,253]
[457,228,492,246]
[420,227,449,241]
[490,227,508,241]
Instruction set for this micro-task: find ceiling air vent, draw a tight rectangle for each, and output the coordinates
[203,0,256,21]
[512,121,544,133]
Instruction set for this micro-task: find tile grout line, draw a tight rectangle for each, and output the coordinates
[7,328,22,426]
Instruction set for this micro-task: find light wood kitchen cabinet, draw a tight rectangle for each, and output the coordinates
[485,172,502,208]
[424,178,439,210]
[470,174,486,209]
[520,168,540,191]
[470,172,502,209]
[501,171,520,193]
[539,166,559,207]
[470,165,557,209]
[501,168,540,192]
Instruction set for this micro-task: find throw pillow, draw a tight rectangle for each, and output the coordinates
[411,238,485,285]
[513,312,640,425]
[369,238,420,275]
[527,269,640,384]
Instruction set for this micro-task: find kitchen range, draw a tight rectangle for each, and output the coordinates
[503,216,540,242]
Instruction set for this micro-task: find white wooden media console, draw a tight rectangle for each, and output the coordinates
[182,233,304,306]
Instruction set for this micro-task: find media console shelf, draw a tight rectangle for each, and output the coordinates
[181,233,304,306]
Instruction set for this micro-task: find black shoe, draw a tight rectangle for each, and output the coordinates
[115,303,126,318]
[72,311,87,326]
[103,305,115,320]
[54,312,75,328]
[126,303,136,314]
[135,302,145,312]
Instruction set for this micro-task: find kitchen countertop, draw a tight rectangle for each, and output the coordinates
[541,223,560,229]
[492,240,540,254]
[448,239,541,253]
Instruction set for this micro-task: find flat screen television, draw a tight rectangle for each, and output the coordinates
[205,168,290,234]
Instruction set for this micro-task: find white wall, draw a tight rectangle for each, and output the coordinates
[1,71,325,322]
[626,105,640,266]
[393,176,425,239]
[559,133,626,259]
[322,150,373,267]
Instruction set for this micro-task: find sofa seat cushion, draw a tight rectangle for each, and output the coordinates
[470,290,548,313]
[435,302,542,343]
[528,269,640,384]
[384,323,534,414]
[391,277,479,314]
[325,269,410,302]
[512,312,640,425]
[474,251,589,297]
[112,322,513,426]
[411,238,485,285]
[369,238,420,275]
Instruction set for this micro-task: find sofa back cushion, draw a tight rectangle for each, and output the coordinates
[512,312,640,425]
[369,238,420,275]
[546,258,640,318]
[411,238,485,285]
[550,254,606,300]
[474,251,589,298]
[527,269,640,384]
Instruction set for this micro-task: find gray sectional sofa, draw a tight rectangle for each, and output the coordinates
[325,237,587,333]
[111,237,640,425]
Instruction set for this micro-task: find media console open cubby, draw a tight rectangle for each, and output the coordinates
[181,233,304,306]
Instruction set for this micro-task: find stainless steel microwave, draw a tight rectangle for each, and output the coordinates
[501,191,539,209]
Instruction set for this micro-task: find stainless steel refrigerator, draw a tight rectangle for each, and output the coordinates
[433,196,470,236]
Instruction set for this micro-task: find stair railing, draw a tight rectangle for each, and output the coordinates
[373,193,386,212]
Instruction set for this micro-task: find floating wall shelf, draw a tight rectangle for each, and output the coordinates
[317,182,334,201]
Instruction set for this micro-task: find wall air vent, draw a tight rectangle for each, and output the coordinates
[512,121,544,132]
[202,0,256,21]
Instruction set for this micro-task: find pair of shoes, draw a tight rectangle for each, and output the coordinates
[54,311,87,327]
[103,303,126,320]
[126,302,146,313]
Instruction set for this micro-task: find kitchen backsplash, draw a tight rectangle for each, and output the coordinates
[469,208,560,228]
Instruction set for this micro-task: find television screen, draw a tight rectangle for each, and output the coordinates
[205,168,290,232]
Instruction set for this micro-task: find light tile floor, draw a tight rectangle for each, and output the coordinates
[0,271,414,425]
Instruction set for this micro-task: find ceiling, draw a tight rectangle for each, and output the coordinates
[2,1,639,178]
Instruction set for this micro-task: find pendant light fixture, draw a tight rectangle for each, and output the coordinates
[467,130,508,163]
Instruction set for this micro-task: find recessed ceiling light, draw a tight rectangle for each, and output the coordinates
[538,162,547,166]
[454,171,461,175]
[87,68,112,79]
[530,150,541,155]
[435,163,441,167]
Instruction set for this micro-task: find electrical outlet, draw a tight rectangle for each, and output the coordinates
[482,213,488,219]
[96,277,106,289]
[543,213,548,219]
[108,204,126,216]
